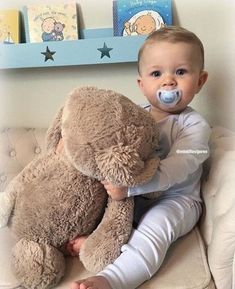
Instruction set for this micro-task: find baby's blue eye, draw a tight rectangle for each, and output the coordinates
[176,69,187,75]
[151,71,161,77]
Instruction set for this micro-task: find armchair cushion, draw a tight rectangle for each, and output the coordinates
[0,226,214,289]
[1,126,234,289]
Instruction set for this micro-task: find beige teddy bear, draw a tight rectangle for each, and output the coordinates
[0,87,160,289]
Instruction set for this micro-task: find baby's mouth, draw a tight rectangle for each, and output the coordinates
[156,89,182,107]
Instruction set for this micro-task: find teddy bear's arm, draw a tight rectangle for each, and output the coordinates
[0,164,32,228]
[0,182,17,227]
[0,153,49,228]
[79,197,134,273]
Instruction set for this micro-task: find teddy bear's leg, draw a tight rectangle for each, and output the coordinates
[80,197,134,273]
[11,238,65,289]
[0,190,16,228]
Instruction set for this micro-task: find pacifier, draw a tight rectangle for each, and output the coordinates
[156,89,182,107]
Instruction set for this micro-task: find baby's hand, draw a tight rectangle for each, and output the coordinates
[124,21,131,29]
[101,181,128,201]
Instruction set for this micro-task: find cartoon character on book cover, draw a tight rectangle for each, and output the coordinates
[113,0,172,37]
[24,3,78,43]
[41,17,65,41]
[123,10,164,36]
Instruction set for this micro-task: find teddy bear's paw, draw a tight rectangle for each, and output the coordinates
[11,238,66,289]
[80,198,134,273]
[0,191,14,228]
[80,234,121,273]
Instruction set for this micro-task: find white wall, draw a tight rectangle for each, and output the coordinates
[0,0,235,130]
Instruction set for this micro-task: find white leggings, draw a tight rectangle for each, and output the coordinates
[98,194,202,289]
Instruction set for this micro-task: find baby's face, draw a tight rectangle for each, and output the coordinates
[138,41,207,113]
[135,15,156,35]
[42,18,55,33]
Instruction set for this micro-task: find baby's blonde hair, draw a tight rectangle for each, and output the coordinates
[138,26,205,74]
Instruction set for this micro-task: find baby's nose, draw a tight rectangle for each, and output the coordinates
[162,75,176,87]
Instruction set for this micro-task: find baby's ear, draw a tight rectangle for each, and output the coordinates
[197,71,208,92]
[95,143,144,186]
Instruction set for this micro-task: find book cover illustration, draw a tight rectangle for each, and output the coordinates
[0,9,20,44]
[23,2,78,43]
[113,0,172,36]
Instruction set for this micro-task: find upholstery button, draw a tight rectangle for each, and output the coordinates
[10,150,16,157]
[2,128,9,133]
[35,147,41,154]
[0,175,7,182]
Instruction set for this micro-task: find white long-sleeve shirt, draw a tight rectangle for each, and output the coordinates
[128,106,211,201]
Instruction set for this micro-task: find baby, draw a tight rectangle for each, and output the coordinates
[59,26,211,289]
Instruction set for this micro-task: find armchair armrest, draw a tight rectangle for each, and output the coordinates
[200,126,235,289]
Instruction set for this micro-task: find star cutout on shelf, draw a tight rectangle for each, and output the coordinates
[97,42,113,59]
[41,46,56,62]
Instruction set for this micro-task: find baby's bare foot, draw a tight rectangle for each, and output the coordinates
[70,276,112,289]
[67,235,88,256]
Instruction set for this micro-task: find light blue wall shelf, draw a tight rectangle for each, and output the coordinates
[0,28,146,69]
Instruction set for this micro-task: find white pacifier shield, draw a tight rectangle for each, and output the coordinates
[156,89,182,107]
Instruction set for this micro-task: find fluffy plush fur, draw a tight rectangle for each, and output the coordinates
[0,87,160,289]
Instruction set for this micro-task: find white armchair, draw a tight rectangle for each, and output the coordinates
[0,126,234,289]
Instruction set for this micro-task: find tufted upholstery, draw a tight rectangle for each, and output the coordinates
[0,128,47,192]
[0,126,234,289]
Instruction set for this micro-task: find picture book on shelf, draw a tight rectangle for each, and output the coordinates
[0,9,20,44]
[113,0,172,36]
[23,2,79,43]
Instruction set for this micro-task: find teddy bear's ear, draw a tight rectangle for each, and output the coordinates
[95,143,159,186]
[46,106,64,152]
[65,142,100,179]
